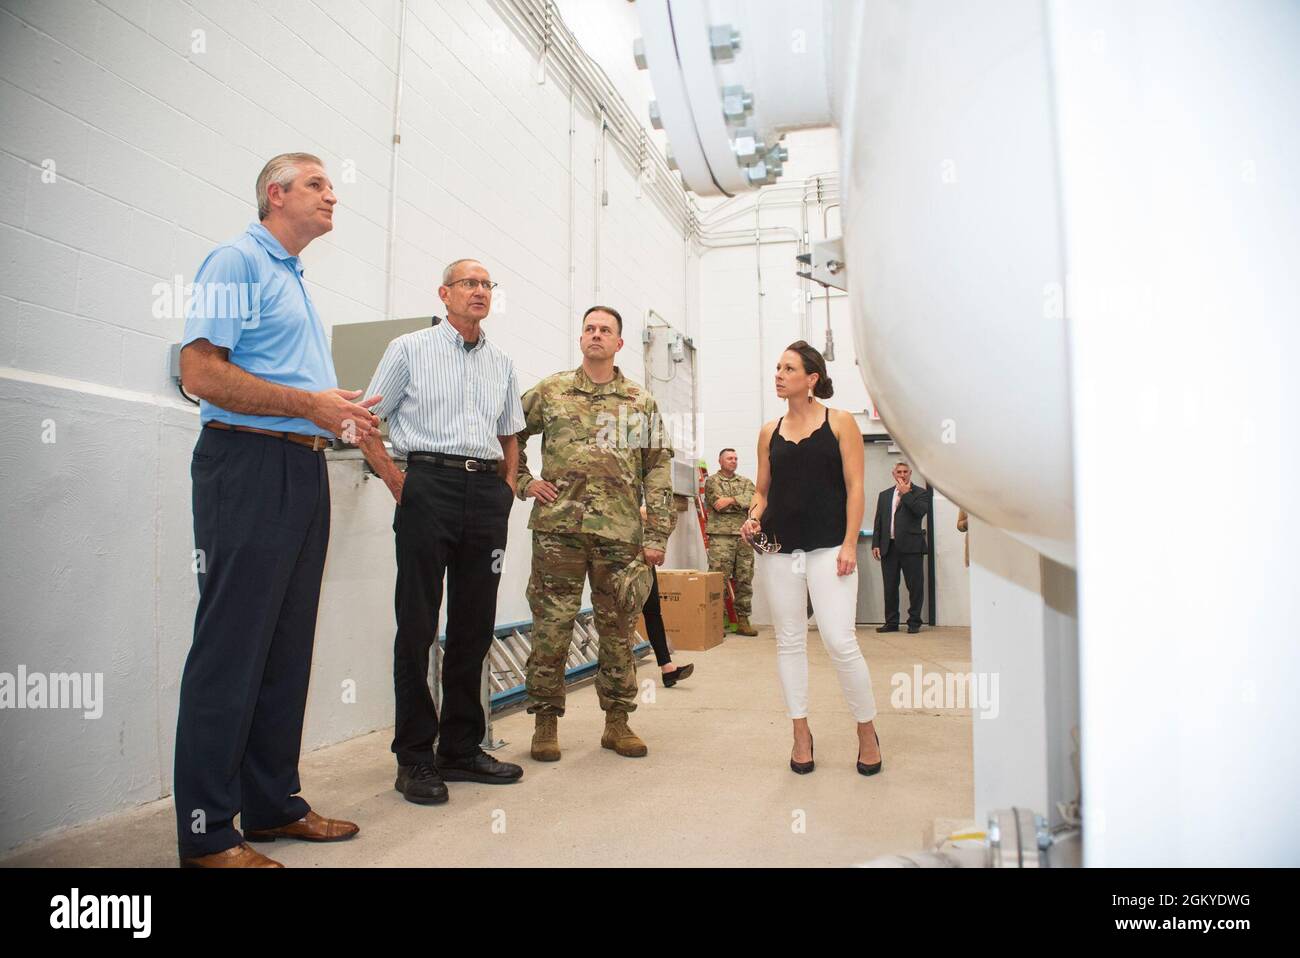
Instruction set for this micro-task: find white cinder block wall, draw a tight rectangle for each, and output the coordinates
[0,0,693,850]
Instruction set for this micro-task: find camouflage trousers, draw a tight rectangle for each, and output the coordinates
[526,531,641,716]
[707,533,754,617]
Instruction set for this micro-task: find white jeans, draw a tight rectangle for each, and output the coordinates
[758,546,878,723]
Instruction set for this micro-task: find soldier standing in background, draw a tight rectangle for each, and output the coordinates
[705,448,758,636]
[515,306,674,762]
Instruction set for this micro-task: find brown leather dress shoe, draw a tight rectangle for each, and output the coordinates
[244,810,359,843]
[180,842,284,868]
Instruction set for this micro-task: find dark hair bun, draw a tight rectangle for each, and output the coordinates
[814,377,834,399]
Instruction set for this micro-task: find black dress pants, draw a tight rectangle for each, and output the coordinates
[641,567,671,667]
[882,543,925,628]
[392,461,513,765]
[174,428,329,857]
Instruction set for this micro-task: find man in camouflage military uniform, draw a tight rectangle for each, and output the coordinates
[515,305,674,761]
[705,448,758,635]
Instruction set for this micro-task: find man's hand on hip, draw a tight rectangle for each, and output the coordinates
[642,547,665,566]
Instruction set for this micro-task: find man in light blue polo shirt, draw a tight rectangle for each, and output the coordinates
[173,152,380,868]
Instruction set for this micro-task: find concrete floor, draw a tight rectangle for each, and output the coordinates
[0,626,974,868]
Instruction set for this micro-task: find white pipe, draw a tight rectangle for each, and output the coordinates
[383,0,409,321]
[594,109,606,301]
[508,0,693,234]
[699,177,840,226]
[800,188,810,340]
[694,235,800,249]
[687,236,698,461]
[568,84,576,367]
[755,201,765,423]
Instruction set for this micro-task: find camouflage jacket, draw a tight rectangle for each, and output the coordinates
[704,471,756,536]
[515,366,674,551]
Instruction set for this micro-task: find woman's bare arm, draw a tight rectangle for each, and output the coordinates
[742,421,776,541]
[834,409,866,548]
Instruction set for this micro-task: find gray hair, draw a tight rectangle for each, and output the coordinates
[442,258,483,286]
[256,152,323,220]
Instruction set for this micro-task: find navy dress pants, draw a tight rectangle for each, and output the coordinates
[174,427,330,857]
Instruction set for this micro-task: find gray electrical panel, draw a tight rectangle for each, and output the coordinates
[332,316,440,435]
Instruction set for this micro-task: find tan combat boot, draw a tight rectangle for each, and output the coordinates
[736,616,758,636]
[531,713,561,762]
[601,710,648,757]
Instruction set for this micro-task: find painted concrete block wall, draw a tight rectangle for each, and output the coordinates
[0,0,692,849]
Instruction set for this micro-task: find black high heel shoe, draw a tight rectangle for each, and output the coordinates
[790,734,815,774]
[662,663,694,687]
[857,729,883,776]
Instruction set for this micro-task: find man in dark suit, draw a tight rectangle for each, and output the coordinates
[872,462,931,634]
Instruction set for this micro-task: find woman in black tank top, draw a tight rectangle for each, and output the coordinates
[741,342,883,777]
[763,406,847,552]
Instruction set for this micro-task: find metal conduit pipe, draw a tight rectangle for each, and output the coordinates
[702,200,829,231]
[694,228,801,247]
[701,195,839,233]
[699,181,840,228]
[685,236,697,457]
[595,109,605,301]
[567,84,577,365]
[494,3,686,229]
[502,0,696,235]
[383,0,409,321]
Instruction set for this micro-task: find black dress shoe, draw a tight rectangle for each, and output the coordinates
[435,749,524,784]
[876,624,899,633]
[790,735,815,774]
[395,763,449,805]
[857,730,883,776]
[662,663,695,687]
[907,624,921,634]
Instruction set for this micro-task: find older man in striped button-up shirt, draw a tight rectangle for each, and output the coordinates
[360,258,526,805]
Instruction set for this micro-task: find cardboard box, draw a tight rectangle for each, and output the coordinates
[638,569,725,652]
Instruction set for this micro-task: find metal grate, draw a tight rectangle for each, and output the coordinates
[484,609,650,711]
[429,609,652,749]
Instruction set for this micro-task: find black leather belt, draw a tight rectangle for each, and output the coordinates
[408,451,499,473]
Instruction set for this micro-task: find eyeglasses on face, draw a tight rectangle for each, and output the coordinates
[447,278,498,291]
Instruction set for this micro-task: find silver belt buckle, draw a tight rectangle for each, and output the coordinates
[464,458,479,471]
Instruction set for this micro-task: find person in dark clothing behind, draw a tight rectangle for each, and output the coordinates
[638,504,693,687]
[871,461,932,634]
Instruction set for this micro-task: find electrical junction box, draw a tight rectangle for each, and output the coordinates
[669,334,686,363]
